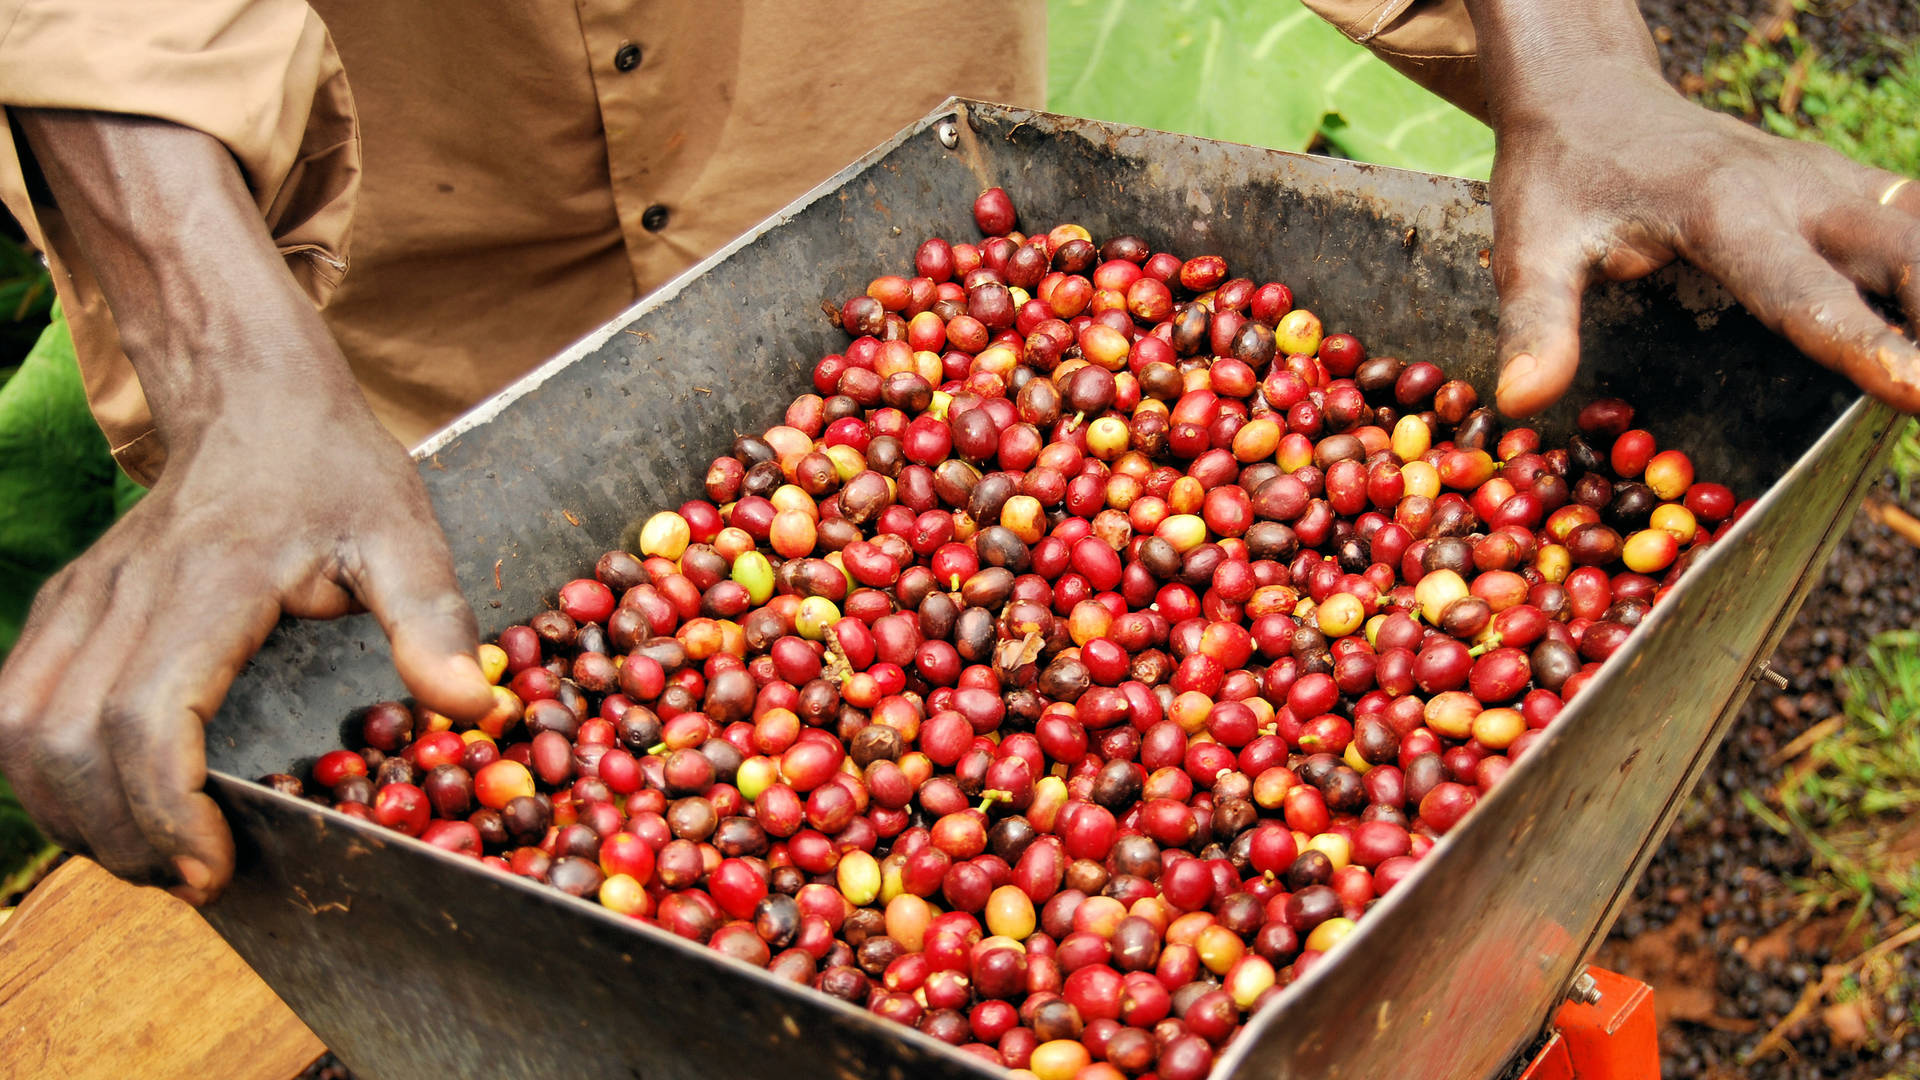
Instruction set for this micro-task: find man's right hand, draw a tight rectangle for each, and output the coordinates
[0,110,493,903]
[0,400,493,904]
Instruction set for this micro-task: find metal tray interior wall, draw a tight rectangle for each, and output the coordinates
[199,101,1901,1080]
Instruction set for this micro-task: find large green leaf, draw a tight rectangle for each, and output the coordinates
[1050,0,1332,160]
[1048,0,1493,179]
[0,308,128,660]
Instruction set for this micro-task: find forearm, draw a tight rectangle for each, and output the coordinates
[0,116,489,904]
[15,109,360,456]
[1459,0,1665,124]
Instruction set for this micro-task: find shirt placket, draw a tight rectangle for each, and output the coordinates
[574,0,675,289]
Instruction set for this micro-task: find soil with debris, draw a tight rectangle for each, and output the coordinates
[1595,478,1920,1079]
[1637,0,1920,91]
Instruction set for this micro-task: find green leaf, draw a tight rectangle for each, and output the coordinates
[0,273,50,323]
[0,308,129,661]
[1048,0,1493,178]
[1050,0,1329,156]
[1700,29,1920,178]
[0,233,43,280]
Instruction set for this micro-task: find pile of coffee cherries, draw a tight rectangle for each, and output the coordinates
[280,188,1742,1080]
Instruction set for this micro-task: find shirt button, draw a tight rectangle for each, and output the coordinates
[614,43,642,71]
[642,204,670,232]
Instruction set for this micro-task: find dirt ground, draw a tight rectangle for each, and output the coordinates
[1638,0,1920,88]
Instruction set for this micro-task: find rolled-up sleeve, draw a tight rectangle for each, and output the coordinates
[0,0,360,485]
[1302,0,1486,122]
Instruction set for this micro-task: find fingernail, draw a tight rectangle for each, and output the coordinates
[1498,352,1538,393]
[175,855,211,891]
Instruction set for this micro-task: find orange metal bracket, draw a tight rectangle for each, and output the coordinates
[1517,967,1658,1080]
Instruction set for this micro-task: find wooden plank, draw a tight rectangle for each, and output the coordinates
[0,857,325,1080]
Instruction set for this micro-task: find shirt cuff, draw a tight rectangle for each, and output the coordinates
[0,0,360,484]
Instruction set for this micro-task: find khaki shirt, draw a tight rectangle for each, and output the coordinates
[0,0,1476,487]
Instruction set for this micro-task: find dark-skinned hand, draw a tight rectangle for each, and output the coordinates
[0,110,493,905]
[1461,2,1920,417]
[0,404,492,904]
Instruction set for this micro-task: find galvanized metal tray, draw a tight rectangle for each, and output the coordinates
[198,100,1903,1079]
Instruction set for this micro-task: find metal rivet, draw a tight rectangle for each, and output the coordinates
[936,118,959,150]
[1567,970,1602,1006]
[1755,663,1788,691]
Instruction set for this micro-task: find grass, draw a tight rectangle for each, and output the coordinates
[1890,419,1920,502]
[1749,631,1920,926]
[1738,631,1920,1061]
[1701,23,1920,179]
